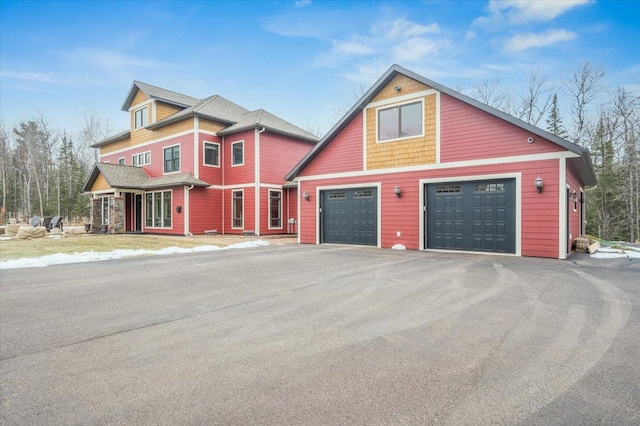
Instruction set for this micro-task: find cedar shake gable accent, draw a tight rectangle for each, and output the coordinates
[82,163,209,193]
[286,64,597,186]
[121,81,199,111]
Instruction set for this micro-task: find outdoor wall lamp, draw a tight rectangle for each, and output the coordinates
[176,205,182,213]
[535,175,544,193]
[394,185,402,198]
[571,190,578,203]
[303,191,309,201]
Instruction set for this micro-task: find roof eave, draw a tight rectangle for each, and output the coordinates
[90,131,130,148]
[219,124,319,143]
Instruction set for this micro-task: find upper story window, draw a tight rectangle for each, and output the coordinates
[134,106,148,129]
[118,157,125,165]
[164,145,180,173]
[377,100,422,142]
[132,151,151,167]
[204,142,220,167]
[232,141,243,166]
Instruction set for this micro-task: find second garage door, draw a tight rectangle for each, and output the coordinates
[425,179,516,253]
[321,187,377,246]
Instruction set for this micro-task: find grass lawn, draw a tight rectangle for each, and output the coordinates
[0,232,270,262]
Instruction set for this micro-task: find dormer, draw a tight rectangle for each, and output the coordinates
[121,81,198,132]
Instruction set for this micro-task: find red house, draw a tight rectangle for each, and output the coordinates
[286,65,597,259]
[83,81,318,236]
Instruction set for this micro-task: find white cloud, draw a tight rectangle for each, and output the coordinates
[295,0,311,7]
[392,37,452,63]
[0,69,69,84]
[504,29,577,51]
[475,0,592,28]
[383,19,440,39]
[333,40,374,56]
[71,48,168,70]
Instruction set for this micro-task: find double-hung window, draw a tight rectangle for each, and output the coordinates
[134,107,148,129]
[269,190,282,229]
[232,190,243,228]
[145,191,172,228]
[232,141,243,166]
[204,142,220,166]
[164,145,180,173]
[377,101,422,142]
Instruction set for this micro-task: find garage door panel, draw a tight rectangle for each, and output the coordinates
[427,179,515,254]
[322,187,377,246]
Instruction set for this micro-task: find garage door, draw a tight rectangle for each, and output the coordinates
[426,179,515,253]
[321,187,377,246]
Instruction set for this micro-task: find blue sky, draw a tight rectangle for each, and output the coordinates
[1,0,638,138]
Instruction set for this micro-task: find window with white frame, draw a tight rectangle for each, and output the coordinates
[232,141,243,166]
[132,151,151,167]
[377,100,422,142]
[164,145,180,173]
[269,190,282,229]
[134,106,148,129]
[145,190,172,228]
[232,190,243,228]
[204,142,220,166]
[118,157,125,165]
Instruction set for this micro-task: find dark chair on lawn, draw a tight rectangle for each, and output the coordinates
[43,216,52,229]
[47,216,63,232]
[30,216,42,227]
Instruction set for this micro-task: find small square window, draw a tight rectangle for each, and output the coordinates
[164,145,180,173]
[118,157,125,165]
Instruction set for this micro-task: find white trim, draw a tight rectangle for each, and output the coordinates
[579,187,585,235]
[375,98,425,144]
[296,151,579,182]
[419,173,522,256]
[163,143,181,175]
[184,185,189,235]
[255,129,261,236]
[152,100,157,124]
[366,89,437,109]
[231,140,244,167]
[133,105,149,130]
[231,189,244,229]
[144,189,174,229]
[297,180,301,244]
[268,189,283,230]
[118,157,125,165]
[208,183,256,190]
[559,158,567,259]
[435,91,441,164]
[194,117,199,179]
[315,182,382,248]
[127,98,153,113]
[132,151,151,167]
[202,141,221,168]
[362,107,367,171]
[259,183,285,189]
[99,129,195,157]
[198,129,218,137]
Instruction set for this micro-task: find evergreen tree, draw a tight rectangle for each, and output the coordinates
[546,94,569,139]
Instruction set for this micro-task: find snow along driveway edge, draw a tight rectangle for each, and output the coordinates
[0,240,270,270]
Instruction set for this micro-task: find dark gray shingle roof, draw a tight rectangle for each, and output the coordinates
[122,81,199,111]
[83,163,210,193]
[217,109,319,142]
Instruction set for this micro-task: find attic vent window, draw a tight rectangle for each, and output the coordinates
[134,106,148,129]
[377,100,422,142]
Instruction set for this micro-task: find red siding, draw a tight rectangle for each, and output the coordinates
[299,158,562,258]
[566,164,584,251]
[299,112,363,176]
[198,134,223,185]
[222,186,255,234]
[188,187,222,235]
[440,93,564,162]
[260,132,314,184]
[223,131,256,185]
[286,187,298,234]
[142,186,184,235]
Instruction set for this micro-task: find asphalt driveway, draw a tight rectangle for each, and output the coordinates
[1,245,639,425]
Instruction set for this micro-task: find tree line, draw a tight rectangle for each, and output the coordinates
[1,64,638,241]
[0,106,112,225]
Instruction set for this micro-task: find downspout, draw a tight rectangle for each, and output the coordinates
[287,187,290,234]
[184,184,194,236]
[194,117,200,179]
[222,136,225,234]
[255,126,266,236]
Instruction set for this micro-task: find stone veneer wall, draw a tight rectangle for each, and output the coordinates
[90,196,125,234]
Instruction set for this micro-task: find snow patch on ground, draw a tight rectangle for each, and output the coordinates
[591,247,640,259]
[391,244,406,250]
[0,239,270,270]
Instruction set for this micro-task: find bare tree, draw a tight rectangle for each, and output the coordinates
[77,101,113,164]
[563,62,605,146]
[471,77,512,112]
[334,83,368,117]
[515,70,552,126]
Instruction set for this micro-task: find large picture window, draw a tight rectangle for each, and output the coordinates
[134,107,148,129]
[232,190,243,228]
[232,141,243,166]
[204,142,220,166]
[145,191,172,228]
[269,190,282,229]
[164,145,180,173]
[377,101,422,142]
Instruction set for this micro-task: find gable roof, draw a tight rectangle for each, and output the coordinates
[285,64,596,186]
[217,109,319,142]
[121,81,199,111]
[82,163,210,193]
